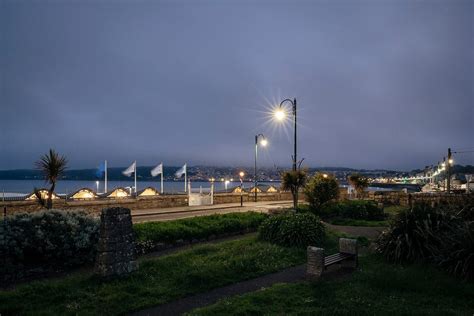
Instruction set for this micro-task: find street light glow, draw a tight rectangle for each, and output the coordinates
[260,138,268,147]
[274,109,286,121]
[239,171,245,178]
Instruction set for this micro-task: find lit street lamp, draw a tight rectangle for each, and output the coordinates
[239,171,245,207]
[274,98,299,208]
[96,181,99,193]
[274,98,297,171]
[254,134,267,202]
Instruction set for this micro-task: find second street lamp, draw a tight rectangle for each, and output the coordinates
[254,134,267,202]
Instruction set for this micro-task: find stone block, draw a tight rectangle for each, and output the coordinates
[94,207,138,278]
[307,246,324,280]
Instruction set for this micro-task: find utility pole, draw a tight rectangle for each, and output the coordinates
[447,148,452,193]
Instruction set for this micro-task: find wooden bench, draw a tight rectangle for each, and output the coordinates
[307,238,358,280]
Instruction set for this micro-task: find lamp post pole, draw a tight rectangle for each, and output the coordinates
[278,98,298,208]
[254,134,266,202]
[239,171,245,207]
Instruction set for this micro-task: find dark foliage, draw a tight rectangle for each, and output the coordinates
[318,200,384,220]
[258,212,325,248]
[304,173,339,209]
[377,200,474,281]
[1,210,99,279]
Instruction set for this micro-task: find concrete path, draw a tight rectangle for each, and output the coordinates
[132,200,293,223]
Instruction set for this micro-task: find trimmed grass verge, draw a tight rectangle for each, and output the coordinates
[189,255,474,315]
[0,232,338,315]
[328,218,389,227]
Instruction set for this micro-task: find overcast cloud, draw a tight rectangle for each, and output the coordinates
[1,0,473,170]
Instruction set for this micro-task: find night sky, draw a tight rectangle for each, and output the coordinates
[1,0,473,170]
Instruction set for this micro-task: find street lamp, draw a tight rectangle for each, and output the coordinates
[274,98,297,171]
[225,180,230,192]
[254,134,267,202]
[239,171,245,207]
[96,181,99,193]
[274,98,298,208]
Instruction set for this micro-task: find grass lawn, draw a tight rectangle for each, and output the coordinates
[0,233,339,315]
[327,217,389,227]
[189,255,474,316]
[383,205,408,217]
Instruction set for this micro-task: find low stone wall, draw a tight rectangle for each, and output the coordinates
[1,191,296,216]
[338,188,471,207]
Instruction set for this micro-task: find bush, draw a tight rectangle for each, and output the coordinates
[134,212,267,252]
[377,201,474,281]
[1,210,99,277]
[304,173,339,210]
[318,200,384,220]
[431,221,474,281]
[258,213,325,248]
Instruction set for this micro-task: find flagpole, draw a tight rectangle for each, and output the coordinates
[134,161,137,195]
[104,160,108,193]
[161,162,164,194]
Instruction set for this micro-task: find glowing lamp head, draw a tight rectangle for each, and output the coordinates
[323,174,328,178]
[239,171,245,178]
[274,109,286,121]
[260,138,268,147]
[448,159,454,165]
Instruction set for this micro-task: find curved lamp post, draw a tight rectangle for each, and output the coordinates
[274,98,298,208]
[254,134,268,202]
[239,171,245,207]
[274,98,297,171]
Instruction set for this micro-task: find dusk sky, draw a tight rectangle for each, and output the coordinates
[1,0,473,171]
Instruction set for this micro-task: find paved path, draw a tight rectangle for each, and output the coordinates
[131,262,354,316]
[131,265,307,316]
[132,200,293,223]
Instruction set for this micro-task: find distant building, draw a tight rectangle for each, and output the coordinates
[68,188,98,200]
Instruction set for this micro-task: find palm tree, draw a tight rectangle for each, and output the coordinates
[348,173,369,198]
[35,149,68,209]
[281,169,307,209]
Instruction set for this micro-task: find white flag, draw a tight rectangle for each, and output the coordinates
[175,164,186,178]
[151,163,163,177]
[122,161,136,177]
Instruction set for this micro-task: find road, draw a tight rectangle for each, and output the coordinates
[132,200,294,223]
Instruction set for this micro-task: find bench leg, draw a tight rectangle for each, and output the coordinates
[339,238,358,269]
[307,246,324,280]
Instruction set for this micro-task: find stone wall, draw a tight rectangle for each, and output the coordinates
[1,191,297,215]
[338,188,471,207]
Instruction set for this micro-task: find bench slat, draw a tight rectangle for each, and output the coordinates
[324,253,354,267]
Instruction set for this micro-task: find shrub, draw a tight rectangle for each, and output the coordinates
[304,173,339,210]
[258,213,325,248]
[430,221,474,281]
[377,201,474,281]
[1,210,99,277]
[134,212,267,252]
[376,203,459,264]
[318,200,384,220]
